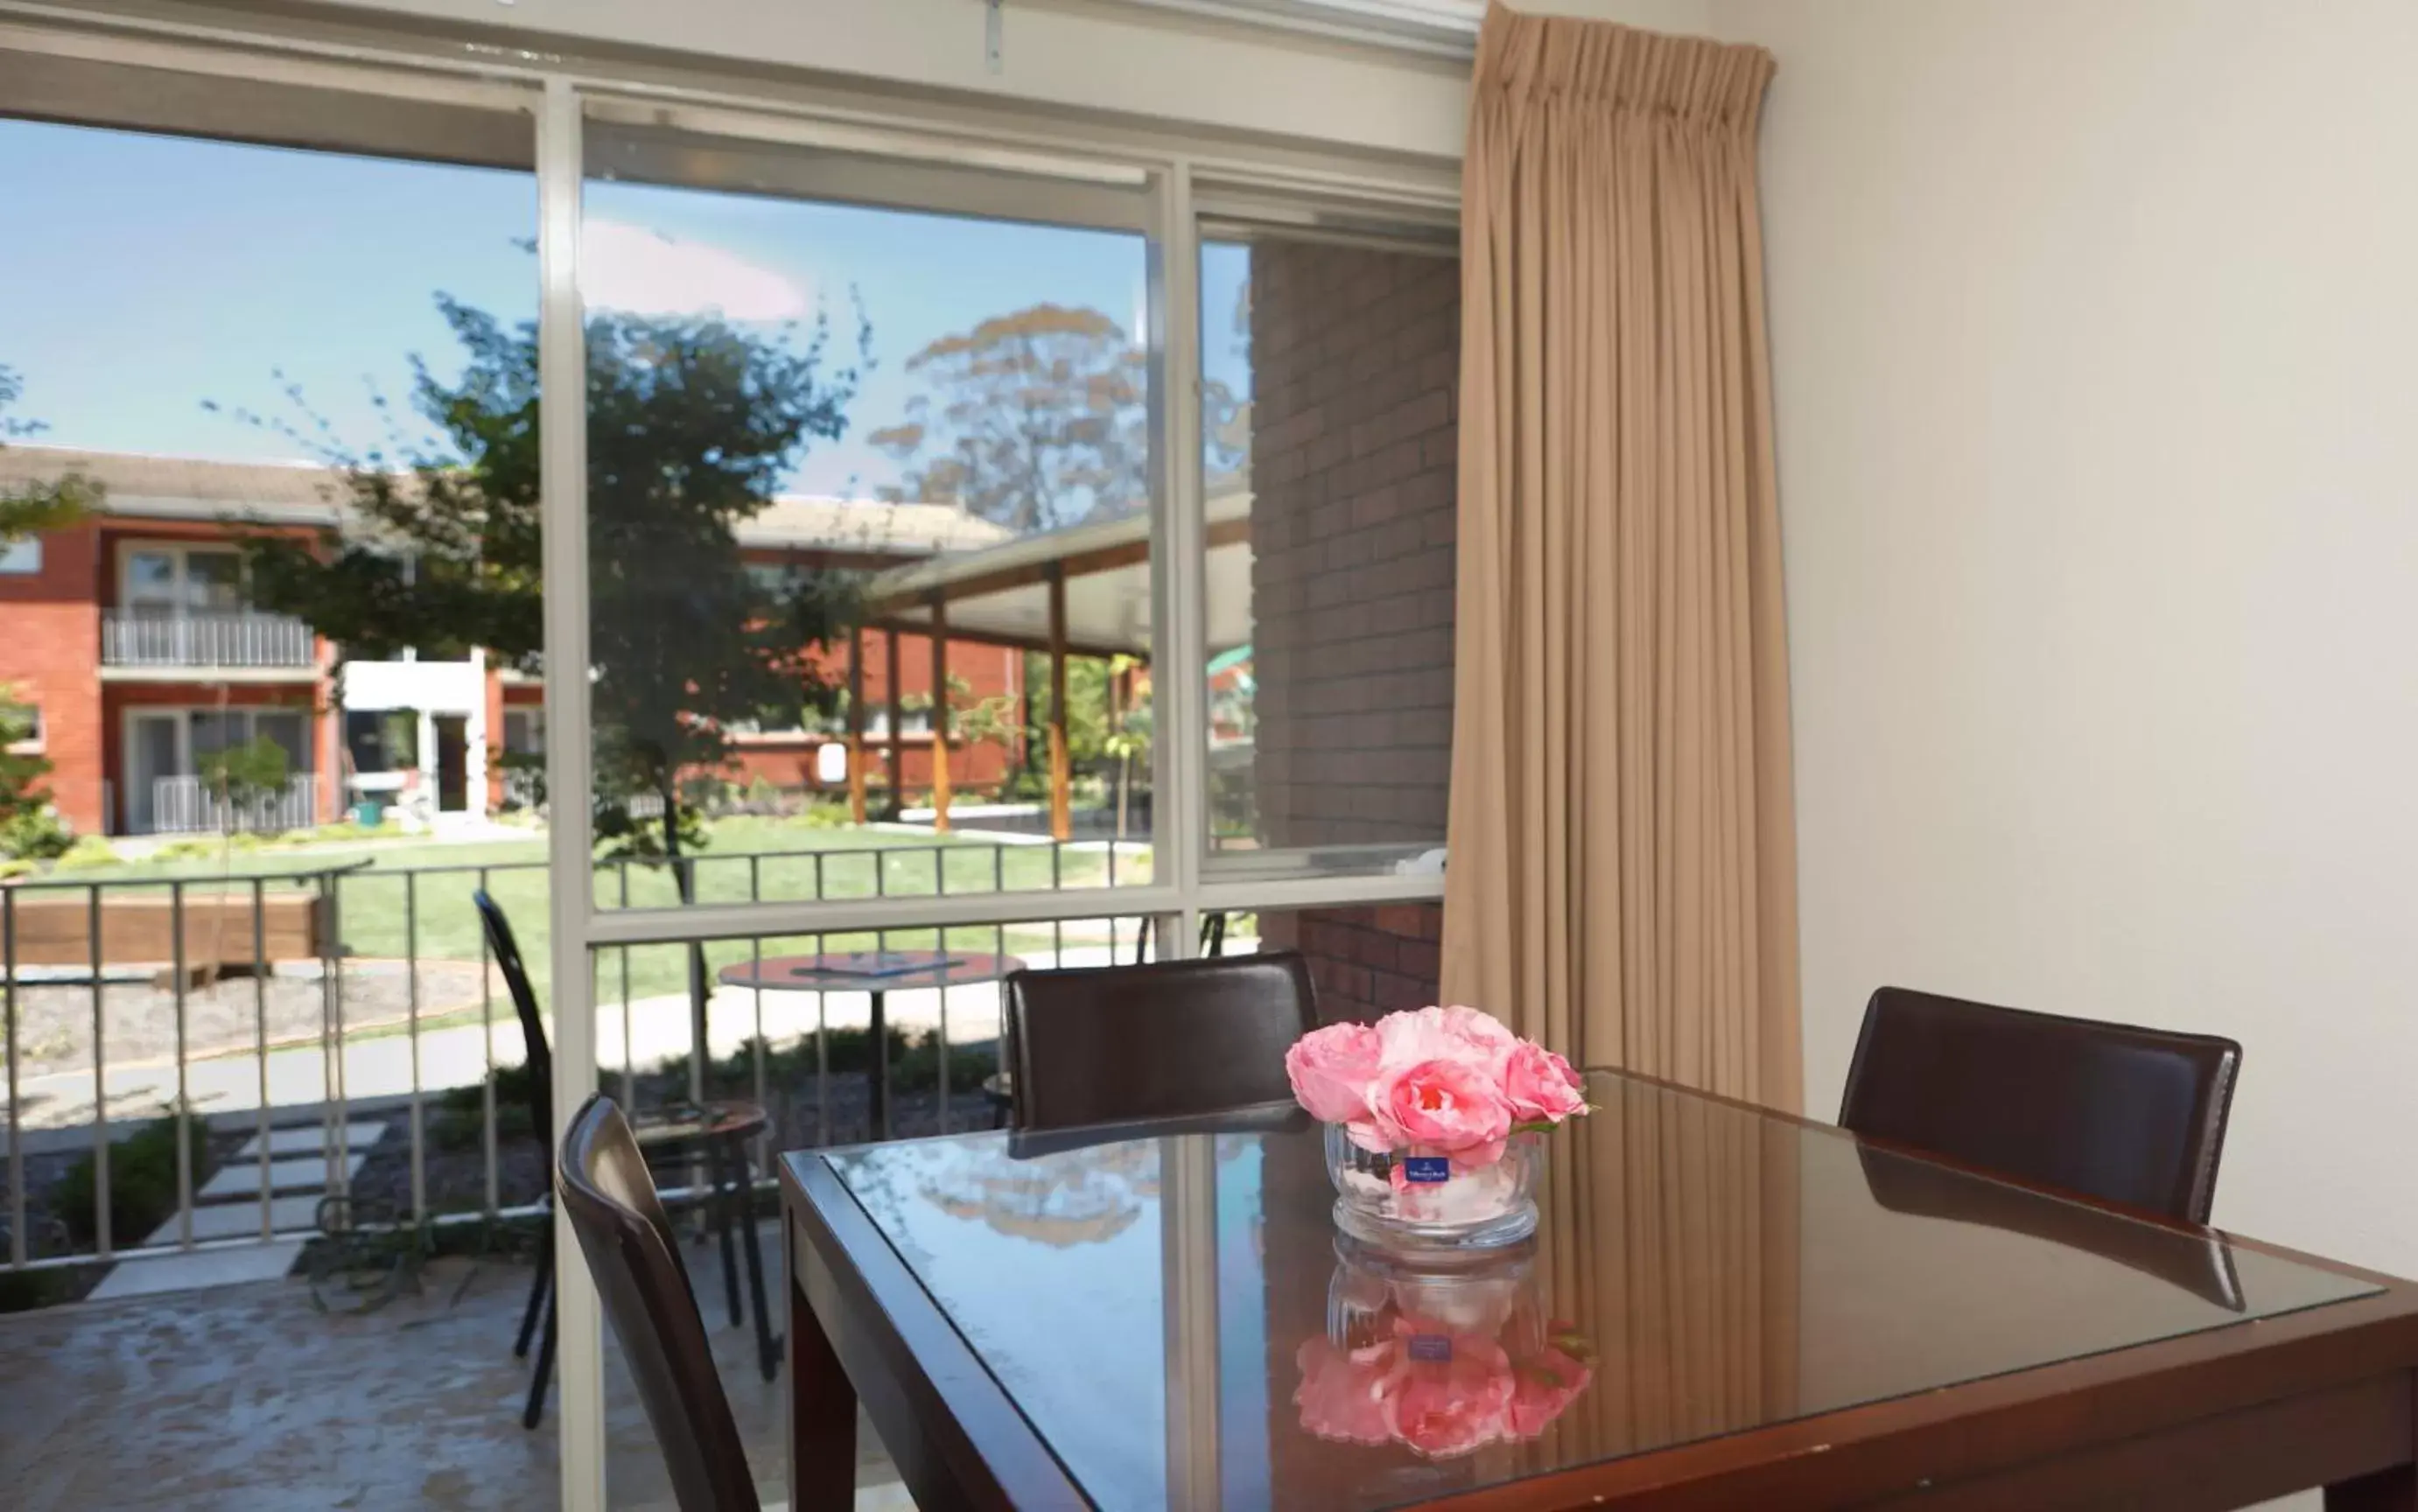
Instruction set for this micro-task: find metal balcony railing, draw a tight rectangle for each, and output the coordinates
[0,838,1185,1280]
[144,774,319,836]
[102,611,316,668]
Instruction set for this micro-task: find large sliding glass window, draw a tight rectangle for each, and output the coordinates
[578,117,1161,914]
[0,24,1459,1507]
[1195,198,1461,882]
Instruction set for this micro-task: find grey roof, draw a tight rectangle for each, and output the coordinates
[0,445,1010,555]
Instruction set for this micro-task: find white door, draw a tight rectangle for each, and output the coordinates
[126,710,181,833]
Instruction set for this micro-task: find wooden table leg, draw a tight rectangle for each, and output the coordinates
[789,1240,859,1512]
[2332,1466,2418,1509]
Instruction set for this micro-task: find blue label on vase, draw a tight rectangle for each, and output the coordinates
[1407,1334,1453,1362]
[1403,1156,1451,1185]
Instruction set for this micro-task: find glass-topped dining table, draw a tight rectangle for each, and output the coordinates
[777,1068,2418,1510]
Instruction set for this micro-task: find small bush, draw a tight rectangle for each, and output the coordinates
[0,803,74,862]
[53,1110,214,1249]
[51,835,121,871]
[435,1061,542,1151]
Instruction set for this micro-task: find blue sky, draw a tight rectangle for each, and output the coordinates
[0,119,1250,502]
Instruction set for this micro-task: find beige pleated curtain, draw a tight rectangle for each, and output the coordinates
[1442,5,1802,1111]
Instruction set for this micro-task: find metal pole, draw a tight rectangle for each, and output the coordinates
[254,878,271,1242]
[538,77,606,1512]
[171,880,191,1250]
[5,888,23,1270]
[480,864,498,1219]
[88,884,108,1258]
[406,871,424,1220]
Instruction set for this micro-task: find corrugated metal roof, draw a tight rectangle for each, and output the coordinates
[0,445,1010,554]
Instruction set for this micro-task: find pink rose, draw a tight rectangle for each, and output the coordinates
[1293,1337,1392,1446]
[1501,1042,1586,1124]
[1378,1058,1512,1153]
[1376,1005,1517,1079]
[1379,1323,1514,1459]
[1505,1347,1593,1439]
[1286,1022,1383,1124]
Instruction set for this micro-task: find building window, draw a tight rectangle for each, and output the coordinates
[502,707,545,756]
[4,704,43,754]
[345,709,419,774]
[0,539,39,575]
[124,544,245,614]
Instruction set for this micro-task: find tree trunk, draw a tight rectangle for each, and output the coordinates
[662,787,709,1110]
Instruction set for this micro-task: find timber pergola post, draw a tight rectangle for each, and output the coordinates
[1048,563,1071,844]
[846,624,868,825]
[884,626,905,821]
[929,588,952,835]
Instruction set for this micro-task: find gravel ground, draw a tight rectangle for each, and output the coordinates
[344,1065,1004,1219]
[4,959,489,1078]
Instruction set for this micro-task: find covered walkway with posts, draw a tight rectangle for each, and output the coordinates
[846,485,1255,838]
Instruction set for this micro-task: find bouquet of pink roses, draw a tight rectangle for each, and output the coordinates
[1286,1005,1589,1171]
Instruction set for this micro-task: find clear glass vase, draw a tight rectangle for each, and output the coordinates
[1323,1122,1542,1252]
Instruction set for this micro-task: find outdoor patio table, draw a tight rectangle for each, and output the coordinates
[777,1067,2418,1511]
[718,950,1021,1140]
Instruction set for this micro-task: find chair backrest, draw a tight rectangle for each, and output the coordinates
[557,1094,760,1512]
[1006,952,1320,1130]
[474,888,550,1140]
[1838,986,2241,1224]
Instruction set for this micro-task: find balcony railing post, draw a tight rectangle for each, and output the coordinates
[6,887,22,1270]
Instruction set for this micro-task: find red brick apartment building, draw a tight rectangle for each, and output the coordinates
[0,447,1021,837]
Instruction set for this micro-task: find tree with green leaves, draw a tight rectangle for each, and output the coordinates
[867,304,1149,533]
[0,686,71,861]
[0,364,100,541]
[196,734,291,836]
[237,294,868,1055]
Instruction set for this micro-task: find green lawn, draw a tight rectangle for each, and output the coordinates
[44,818,1153,1012]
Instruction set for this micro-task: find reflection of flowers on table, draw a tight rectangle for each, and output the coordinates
[920,1141,1161,1249]
[1297,1244,1593,1459]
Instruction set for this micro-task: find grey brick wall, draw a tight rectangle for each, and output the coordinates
[1248,239,1459,850]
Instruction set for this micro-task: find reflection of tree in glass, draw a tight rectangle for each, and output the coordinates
[232,294,869,1053]
[919,1139,1161,1249]
[870,304,1149,533]
[234,295,866,853]
[0,363,100,538]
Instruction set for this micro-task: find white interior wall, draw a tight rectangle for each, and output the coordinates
[1713,0,2418,1302]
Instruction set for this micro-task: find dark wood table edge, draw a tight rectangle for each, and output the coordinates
[781,1070,2418,1511]
[781,1149,1090,1512]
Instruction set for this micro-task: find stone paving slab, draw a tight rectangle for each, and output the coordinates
[235,1121,386,1159]
[144,1192,327,1245]
[86,1239,305,1303]
[196,1152,365,1200]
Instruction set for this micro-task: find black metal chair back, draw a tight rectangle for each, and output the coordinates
[473,888,550,1139]
[1005,952,1319,1130]
[1840,986,2241,1224]
[558,1094,760,1512]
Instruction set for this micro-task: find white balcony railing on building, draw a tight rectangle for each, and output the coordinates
[146,774,318,835]
[102,611,316,668]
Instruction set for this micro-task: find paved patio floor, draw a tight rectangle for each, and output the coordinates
[0,1227,904,1510]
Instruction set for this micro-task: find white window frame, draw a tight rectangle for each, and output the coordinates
[0,538,39,575]
[1,21,1458,1508]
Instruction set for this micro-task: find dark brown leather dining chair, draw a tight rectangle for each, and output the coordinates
[558,1093,761,1512]
[1004,952,1321,1130]
[1839,986,2241,1225]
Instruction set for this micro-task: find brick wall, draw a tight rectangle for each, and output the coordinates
[1258,903,1442,1022]
[1247,240,1458,850]
[0,522,105,835]
[1246,239,1458,1018]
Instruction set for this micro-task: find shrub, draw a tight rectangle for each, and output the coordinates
[0,803,73,862]
[53,1110,214,1249]
[434,1060,542,1151]
[50,835,120,871]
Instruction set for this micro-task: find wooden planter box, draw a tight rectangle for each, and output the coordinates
[4,891,326,969]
